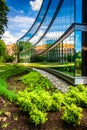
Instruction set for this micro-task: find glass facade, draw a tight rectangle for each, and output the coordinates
[18,0,51,42]
[17,0,87,84]
[29,0,60,45]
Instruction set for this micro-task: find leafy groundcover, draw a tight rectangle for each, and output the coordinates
[0,65,87,130]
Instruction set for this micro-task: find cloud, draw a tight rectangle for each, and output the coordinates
[20,10,24,13]
[1,29,29,45]
[9,15,34,25]
[30,0,43,11]
[45,32,63,40]
[7,15,35,33]
[2,31,17,44]
[2,15,35,44]
[30,30,44,44]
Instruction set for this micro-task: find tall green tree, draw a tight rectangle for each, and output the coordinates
[0,39,6,62]
[0,0,9,36]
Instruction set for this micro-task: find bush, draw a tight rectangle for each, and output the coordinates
[17,89,51,125]
[5,55,14,63]
[62,104,82,126]
[30,109,47,126]
[51,91,64,111]
[17,89,52,111]
[64,85,87,107]
[17,72,86,126]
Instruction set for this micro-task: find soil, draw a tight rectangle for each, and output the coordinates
[0,74,87,130]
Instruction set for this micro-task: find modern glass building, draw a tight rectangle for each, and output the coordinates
[17,0,87,85]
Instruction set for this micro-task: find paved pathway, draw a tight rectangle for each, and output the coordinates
[33,68,71,92]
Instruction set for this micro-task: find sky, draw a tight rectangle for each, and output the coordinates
[2,0,43,44]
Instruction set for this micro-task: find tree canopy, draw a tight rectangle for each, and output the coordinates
[0,39,6,62]
[0,0,9,36]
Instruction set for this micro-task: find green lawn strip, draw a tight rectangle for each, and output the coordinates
[0,78,17,102]
[0,65,28,79]
[26,62,74,68]
[0,64,30,102]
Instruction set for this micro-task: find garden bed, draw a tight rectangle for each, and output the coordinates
[0,72,87,130]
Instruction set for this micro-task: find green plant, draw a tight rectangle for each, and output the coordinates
[62,104,82,126]
[13,114,18,121]
[2,123,9,128]
[0,110,5,115]
[17,87,54,125]
[51,91,64,111]
[29,108,47,126]
[0,78,17,102]
[0,64,27,79]
[17,89,52,112]
[20,71,53,91]
[65,85,87,107]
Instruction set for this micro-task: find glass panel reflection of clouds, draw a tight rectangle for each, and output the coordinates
[35,0,74,54]
[29,0,60,45]
[75,31,82,76]
[45,32,75,76]
[19,0,49,42]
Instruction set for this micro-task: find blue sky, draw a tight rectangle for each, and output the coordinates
[2,0,43,44]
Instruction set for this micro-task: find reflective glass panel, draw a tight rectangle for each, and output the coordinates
[75,31,82,76]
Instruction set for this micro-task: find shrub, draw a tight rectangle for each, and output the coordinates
[62,104,82,126]
[65,85,87,107]
[29,108,47,126]
[51,91,64,111]
[5,55,14,63]
[17,90,51,125]
[17,89,52,112]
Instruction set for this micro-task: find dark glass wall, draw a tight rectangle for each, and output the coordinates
[82,0,87,76]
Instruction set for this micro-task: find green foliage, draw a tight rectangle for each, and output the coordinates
[51,91,64,111]
[17,72,87,126]
[5,55,14,63]
[20,71,53,91]
[0,78,17,102]
[62,104,82,126]
[0,0,9,35]
[0,78,8,88]
[30,109,47,126]
[18,41,33,52]
[17,73,65,125]
[0,40,6,62]
[76,58,82,70]
[0,64,26,79]
[64,84,87,107]
[17,89,52,112]
[1,66,86,126]
[0,110,5,115]
[17,90,51,125]
[17,69,67,125]
[30,55,46,62]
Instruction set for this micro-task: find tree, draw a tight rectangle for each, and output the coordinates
[0,0,9,36]
[18,41,33,52]
[0,39,6,62]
